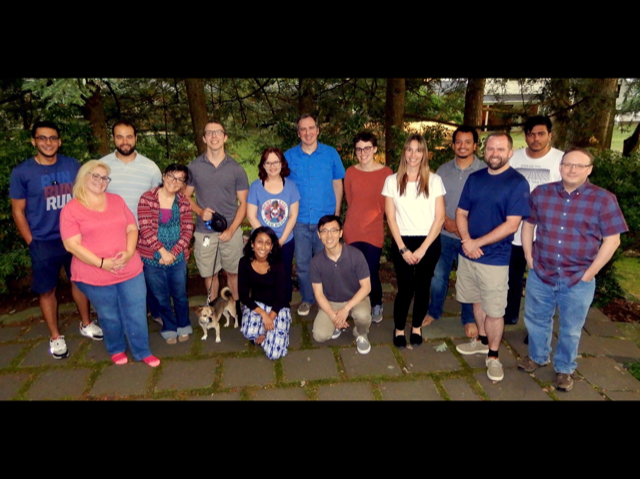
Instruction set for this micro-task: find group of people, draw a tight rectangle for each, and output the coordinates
[10,114,628,391]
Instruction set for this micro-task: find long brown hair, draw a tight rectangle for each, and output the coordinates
[396,134,430,197]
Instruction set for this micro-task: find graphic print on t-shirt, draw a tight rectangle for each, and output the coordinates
[515,167,550,187]
[42,171,73,211]
[260,199,288,228]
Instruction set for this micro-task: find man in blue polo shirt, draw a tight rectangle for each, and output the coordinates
[285,114,345,317]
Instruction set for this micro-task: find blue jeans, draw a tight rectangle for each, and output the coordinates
[428,234,474,325]
[523,269,595,374]
[143,261,192,340]
[293,223,324,304]
[76,272,153,361]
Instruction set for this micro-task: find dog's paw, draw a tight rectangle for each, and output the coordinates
[234,323,239,329]
[201,336,207,341]
[215,337,221,343]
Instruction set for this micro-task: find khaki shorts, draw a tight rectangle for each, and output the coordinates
[455,255,508,318]
[194,229,243,277]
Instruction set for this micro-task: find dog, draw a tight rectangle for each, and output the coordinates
[196,287,238,342]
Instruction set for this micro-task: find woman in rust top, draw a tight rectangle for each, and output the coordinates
[343,132,392,323]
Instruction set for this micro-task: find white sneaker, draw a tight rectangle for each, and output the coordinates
[298,302,311,316]
[331,328,342,339]
[50,336,70,359]
[486,357,504,381]
[79,321,104,341]
[356,335,371,355]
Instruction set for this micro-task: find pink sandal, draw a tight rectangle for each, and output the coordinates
[111,352,128,365]
[143,355,160,367]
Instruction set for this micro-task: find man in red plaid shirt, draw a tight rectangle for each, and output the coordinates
[517,148,628,392]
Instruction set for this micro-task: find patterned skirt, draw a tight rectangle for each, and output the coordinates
[241,302,292,360]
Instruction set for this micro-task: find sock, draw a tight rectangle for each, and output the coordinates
[488,349,499,359]
[479,335,488,345]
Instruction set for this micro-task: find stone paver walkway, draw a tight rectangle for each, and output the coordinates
[1,290,639,401]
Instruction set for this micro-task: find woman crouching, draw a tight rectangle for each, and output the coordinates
[239,226,292,360]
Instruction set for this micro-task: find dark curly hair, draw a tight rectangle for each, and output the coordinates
[243,226,282,265]
[258,147,290,183]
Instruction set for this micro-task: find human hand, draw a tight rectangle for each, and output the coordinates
[461,238,483,259]
[201,207,215,222]
[332,307,350,329]
[401,249,418,265]
[112,251,133,271]
[580,271,595,283]
[443,217,459,235]
[159,249,175,265]
[525,255,534,270]
[101,257,118,274]
[219,228,234,242]
[261,312,275,331]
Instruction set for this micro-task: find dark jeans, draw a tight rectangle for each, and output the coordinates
[391,235,441,330]
[349,241,383,307]
[281,238,295,304]
[505,244,526,325]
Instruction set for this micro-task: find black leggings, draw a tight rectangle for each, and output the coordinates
[391,235,441,330]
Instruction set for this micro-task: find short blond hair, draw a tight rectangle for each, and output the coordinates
[73,160,111,207]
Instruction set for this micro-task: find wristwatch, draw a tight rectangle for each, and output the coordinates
[399,246,408,255]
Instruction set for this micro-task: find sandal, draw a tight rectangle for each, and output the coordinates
[111,352,128,365]
[143,355,161,367]
[178,334,189,342]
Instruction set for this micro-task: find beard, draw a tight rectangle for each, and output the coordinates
[116,143,135,156]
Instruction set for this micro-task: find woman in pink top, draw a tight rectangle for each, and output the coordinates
[343,132,392,323]
[60,160,159,368]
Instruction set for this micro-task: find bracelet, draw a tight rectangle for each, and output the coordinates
[100,258,104,268]
[399,246,408,255]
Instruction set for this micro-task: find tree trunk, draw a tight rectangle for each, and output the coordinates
[623,122,640,157]
[570,78,618,149]
[298,78,315,115]
[82,81,109,157]
[547,78,572,150]
[463,78,486,129]
[185,78,209,155]
[384,78,405,166]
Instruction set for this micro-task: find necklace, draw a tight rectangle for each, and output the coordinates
[34,156,58,185]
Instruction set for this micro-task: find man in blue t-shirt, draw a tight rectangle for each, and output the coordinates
[284,114,345,317]
[454,132,530,382]
[10,121,104,359]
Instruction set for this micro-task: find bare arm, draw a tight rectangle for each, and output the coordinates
[456,207,482,260]
[581,234,621,282]
[113,224,139,269]
[522,220,535,269]
[280,201,298,245]
[183,185,214,221]
[333,277,372,325]
[442,214,460,237]
[312,282,348,329]
[246,203,262,230]
[219,189,248,242]
[333,179,343,216]
[11,198,32,245]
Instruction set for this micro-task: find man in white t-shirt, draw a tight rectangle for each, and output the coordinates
[505,116,563,325]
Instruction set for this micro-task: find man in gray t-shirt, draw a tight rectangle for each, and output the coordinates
[310,215,372,355]
[184,120,249,310]
[425,126,486,338]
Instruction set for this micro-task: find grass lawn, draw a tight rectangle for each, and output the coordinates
[615,257,640,300]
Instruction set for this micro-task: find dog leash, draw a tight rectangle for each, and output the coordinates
[205,238,220,306]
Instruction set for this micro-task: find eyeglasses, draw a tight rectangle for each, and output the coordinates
[204,129,225,137]
[561,162,592,170]
[35,135,59,142]
[355,146,373,154]
[90,173,111,183]
[319,228,341,235]
[264,161,281,167]
[166,173,186,183]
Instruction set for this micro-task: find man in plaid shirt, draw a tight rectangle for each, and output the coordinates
[517,148,628,392]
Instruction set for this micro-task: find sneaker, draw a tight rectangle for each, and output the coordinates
[486,357,504,381]
[49,336,70,359]
[517,356,549,373]
[555,373,574,392]
[456,338,489,356]
[298,302,311,317]
[150,316,163,327]
[371,305,383,324]
[79,321,104,341]
[356,335,371,355]
[331,328,342,339]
